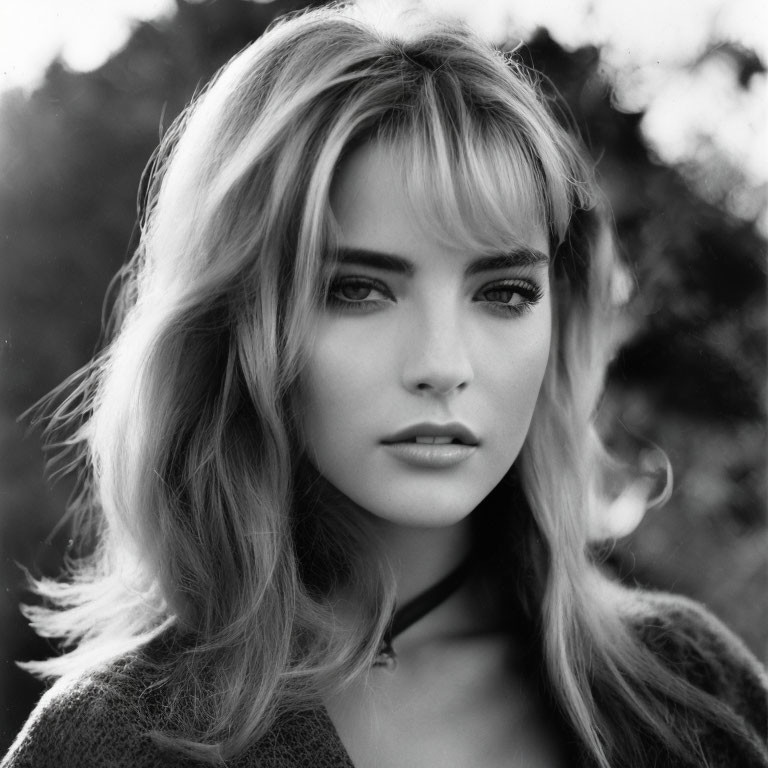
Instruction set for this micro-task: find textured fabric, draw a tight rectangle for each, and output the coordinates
[1,666,354,768]
[621,591,768,768]
[3,589,768,767]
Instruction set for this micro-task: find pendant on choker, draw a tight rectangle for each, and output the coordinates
[372,555,473,672]
[373,640,397,670]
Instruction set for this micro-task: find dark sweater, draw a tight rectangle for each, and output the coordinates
[3,589,768,768]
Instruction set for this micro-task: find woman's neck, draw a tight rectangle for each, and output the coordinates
[367,514,505,652]
[298,467,500,644]
[374,516,473,606]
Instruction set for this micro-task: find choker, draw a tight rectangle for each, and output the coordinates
[373,556,474,671]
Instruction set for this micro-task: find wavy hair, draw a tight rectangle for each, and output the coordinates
[22,3,749,766]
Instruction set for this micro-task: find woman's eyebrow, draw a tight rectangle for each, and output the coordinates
[331,246,549,276]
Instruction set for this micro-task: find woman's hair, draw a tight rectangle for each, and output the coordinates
[22,3,749,766]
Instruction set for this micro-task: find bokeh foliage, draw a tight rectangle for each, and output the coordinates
[1,0,765,751]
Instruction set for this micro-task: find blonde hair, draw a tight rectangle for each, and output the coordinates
[23,3,750,766]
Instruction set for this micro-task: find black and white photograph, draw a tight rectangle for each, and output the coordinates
[1,0,766,766]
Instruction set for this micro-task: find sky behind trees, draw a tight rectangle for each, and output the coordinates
[2,0,766,234]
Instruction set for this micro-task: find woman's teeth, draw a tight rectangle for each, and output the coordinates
[413,436,454,444]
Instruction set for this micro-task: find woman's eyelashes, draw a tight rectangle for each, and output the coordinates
[326,276,392,311]
[325,275,544,317]
[477,280,545,316]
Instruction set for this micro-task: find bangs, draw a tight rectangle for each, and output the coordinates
[381,106,573,257]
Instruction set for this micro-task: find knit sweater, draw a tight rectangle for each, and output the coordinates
[3,589,768,768]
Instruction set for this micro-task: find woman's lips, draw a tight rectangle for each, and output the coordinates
[381,441,477,469]
[381,421,479,446]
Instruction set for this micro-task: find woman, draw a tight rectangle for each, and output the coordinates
[3,2,767,767]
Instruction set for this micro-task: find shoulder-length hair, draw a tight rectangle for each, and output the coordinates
[23,2,749,766]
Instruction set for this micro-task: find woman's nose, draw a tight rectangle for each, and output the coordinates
[400,307,474,396]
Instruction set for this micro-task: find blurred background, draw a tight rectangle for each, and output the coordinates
[1,0,765,752]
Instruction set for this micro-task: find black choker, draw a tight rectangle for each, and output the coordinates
[373,556,474,671]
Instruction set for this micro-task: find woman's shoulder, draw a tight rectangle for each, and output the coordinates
[1,636,349,768]
[615,584,768,740]
[619,586,767,683]
[0,642,191,768]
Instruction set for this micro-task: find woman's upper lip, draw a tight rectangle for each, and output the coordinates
[382,422,479,446]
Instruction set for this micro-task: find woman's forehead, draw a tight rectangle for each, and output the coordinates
[330,136,552,257]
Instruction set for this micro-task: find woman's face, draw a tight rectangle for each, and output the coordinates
[298,141,552,529]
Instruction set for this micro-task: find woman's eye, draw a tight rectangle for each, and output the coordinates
[478,280,544,316]
[326,277,391,311]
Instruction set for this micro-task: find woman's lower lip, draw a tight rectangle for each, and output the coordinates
[381,442,477,468]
